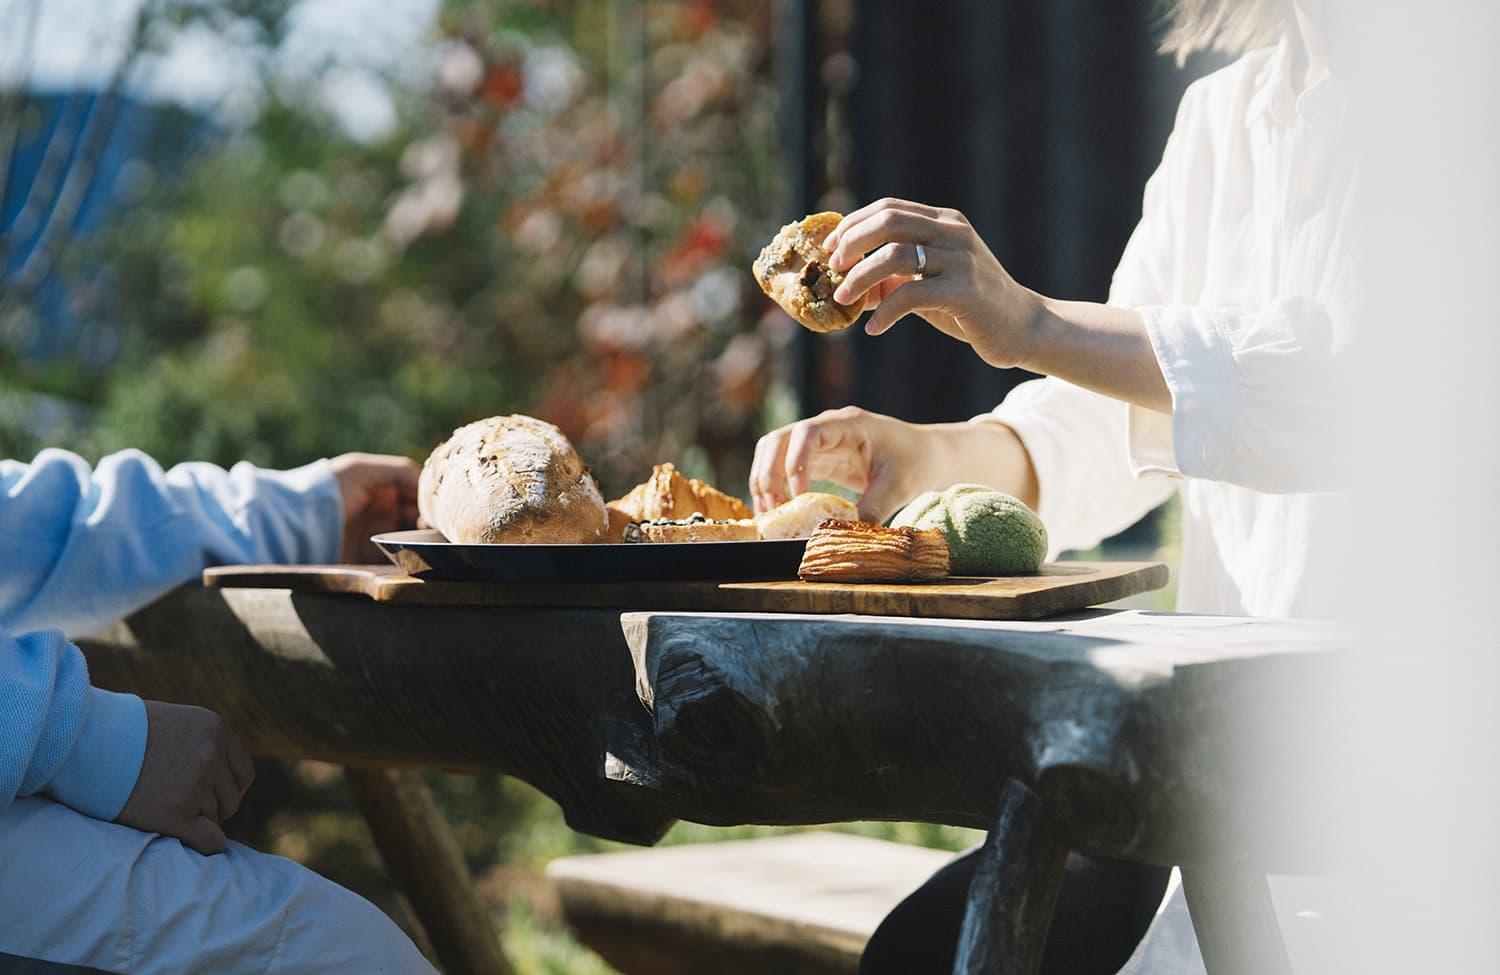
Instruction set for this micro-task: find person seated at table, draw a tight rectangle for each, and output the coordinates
[1,447,438,974]
[751,0,1347,972]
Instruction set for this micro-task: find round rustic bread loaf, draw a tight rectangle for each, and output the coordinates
[419,415,607,544]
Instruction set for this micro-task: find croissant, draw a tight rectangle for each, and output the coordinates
[797,519,951,583]
[607,463,752,542]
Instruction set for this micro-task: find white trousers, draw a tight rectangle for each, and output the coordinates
[1118,869,1335,975]
[0,797,436,975]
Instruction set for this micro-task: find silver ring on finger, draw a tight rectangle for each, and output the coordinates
[914,243,928,279]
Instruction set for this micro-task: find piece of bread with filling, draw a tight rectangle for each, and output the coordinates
[755,491,860,540]
[623,516,759,543]
[606,463,751,542]
[798,518,951,583]
[753,212,867,333]
[419,414,607,544]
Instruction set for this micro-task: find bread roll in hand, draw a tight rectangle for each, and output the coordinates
[753,212,867,333]
[419,415,607,544]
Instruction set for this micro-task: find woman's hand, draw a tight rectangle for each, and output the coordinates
[750,407,929,522]
[824,198,1170,412]
[824,198,1044,369]
[751,409,1041,521]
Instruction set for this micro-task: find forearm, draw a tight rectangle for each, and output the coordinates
[1,449,341,636]
[914,420,1040,512]
[1018,296,1172,415]
[1,626,147,818]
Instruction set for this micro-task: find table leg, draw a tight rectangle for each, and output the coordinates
[346,767,516,975]
[1180,866,1293,975]
[952,778,1068,975]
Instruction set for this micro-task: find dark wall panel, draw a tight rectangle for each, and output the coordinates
[826,0,1206,423]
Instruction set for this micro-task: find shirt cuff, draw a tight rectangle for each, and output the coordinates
[1136,305,1239,480]
[43,687,148,821]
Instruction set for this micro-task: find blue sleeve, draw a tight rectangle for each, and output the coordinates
[1,626,148,819]
[0,448,343,636]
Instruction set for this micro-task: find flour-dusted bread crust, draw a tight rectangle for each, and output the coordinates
[419,415,607,544]
[755,492,860,540]
[798,519,950,582]
[752,212,867,333]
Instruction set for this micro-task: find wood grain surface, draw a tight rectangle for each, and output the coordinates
[202,560,1168,621]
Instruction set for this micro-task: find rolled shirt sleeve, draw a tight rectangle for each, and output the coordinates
[1131,298,1347,493]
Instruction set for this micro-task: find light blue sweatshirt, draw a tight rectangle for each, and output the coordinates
[1,448,343,821]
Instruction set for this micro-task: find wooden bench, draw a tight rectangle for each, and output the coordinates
[547,832,954,975]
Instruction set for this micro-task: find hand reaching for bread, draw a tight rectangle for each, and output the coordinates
[750,406,931,521]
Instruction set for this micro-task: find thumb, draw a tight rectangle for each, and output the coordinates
[178,816,229,856]
[855,472,913,525]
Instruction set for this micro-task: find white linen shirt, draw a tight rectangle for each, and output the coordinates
[987,40,1357,621]
[984,41,1353,973]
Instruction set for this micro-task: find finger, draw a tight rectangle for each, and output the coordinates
[824,197,943,251]
[865,278,948,337]
[211,774,241,823]
[782,417,863,498]
[179,816,229,856]
[224,733,256,798]
[828,209,943,274]
[750,427,793,511]
[834,241,928,305]
[854,466,913,524]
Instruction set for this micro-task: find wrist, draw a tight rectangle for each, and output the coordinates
[44,687,148,821]
[1012,290,1062,374]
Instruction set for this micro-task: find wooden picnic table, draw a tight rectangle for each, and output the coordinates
[74,573,1346,975]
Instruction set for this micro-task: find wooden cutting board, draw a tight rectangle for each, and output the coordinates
[202,561,1168,621]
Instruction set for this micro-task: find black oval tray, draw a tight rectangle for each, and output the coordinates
[372,529,807,582]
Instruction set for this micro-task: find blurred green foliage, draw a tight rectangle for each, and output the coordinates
[3,0,793,502]
[2,4,964,971]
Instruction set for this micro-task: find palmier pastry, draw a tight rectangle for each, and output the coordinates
[752,212,867,333]
[623,516,759,543]
[798,518,951,583]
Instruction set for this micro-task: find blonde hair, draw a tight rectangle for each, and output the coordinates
[1159,0,1293,66]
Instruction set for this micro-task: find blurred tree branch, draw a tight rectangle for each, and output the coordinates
[0,1,156,315]
[0,0,45,232]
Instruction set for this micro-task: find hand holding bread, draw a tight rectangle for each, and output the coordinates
[814,198,1044,370]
